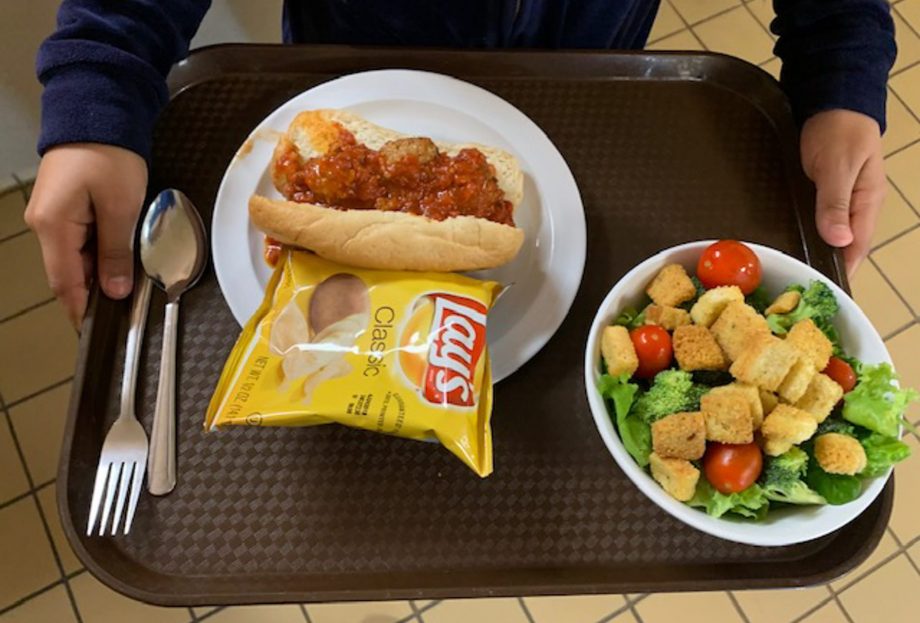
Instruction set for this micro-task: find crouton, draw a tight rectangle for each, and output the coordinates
[672,325,726,371]
[690,285,745,327]
[645,304,691,330]
[649,452,700,502]
[777,358,817,403]
[601,325,639,377]
[814,433,868,475]
[709,383,764,430]
[646,264,697,307]
[759,389,779,415]
[710,301,771,361]
[764,290,801,316]
[760,404,817,456]
[730,335,799,391]
[786,319,833,371]
[794,373,844,423]
[701,391,753,444]
[652,411,706,460]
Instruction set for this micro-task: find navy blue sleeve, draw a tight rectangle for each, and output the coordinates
[772,0,896,132]
[36,0,212,161]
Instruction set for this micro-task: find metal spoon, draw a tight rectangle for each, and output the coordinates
[140,189,207,496]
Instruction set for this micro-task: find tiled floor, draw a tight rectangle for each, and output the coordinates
[2,1,920,621]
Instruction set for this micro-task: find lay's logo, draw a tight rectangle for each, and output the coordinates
[424,294,488,407]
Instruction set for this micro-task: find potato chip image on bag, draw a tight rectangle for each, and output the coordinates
[206,249,502,476]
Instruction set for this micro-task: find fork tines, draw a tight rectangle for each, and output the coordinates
[86,460,146,535]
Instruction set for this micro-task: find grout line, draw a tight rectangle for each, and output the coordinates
[740,0,775,40]
[4,376,74,410]
[197,607,226,621]
[884,135,920,160]
[666,0,710,50]
[0,489,35,512]
[790,594,837,623]
[894,4,920,40]
[889,526,905,548]
[0,227,30,245]
[905,548,920,578]
[870,223,920,255]
[888,86,920,130]
[868,255,917,317]
[10,172,32,205]
[727,591,751,623]
[300,602,313,623]
[887,177,920,219]
[188,606,198,622]
[596,599,635,623]
[517,596,537,623]
[829,590,856,623]
[0,577,69,616]
[890,56,920,78]
[672,1,743,29]
[0,296,57,325]
[883,319,918,342]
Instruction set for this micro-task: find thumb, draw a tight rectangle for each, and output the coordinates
[94,195,140,300]
[810,158,859,248]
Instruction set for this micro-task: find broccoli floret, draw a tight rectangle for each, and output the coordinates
[631,370,708,423]
[816,417,856,437]
[760,447,827,505]
[766,280,839,336]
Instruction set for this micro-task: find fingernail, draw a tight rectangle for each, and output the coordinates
[106,276,132,298]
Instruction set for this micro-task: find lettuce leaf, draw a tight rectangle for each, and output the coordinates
[687,479,770,520]
[598,374,650,467]
[860,433,912,478]
[843,363,920,438]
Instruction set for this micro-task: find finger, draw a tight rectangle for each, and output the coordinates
[31,218,92,328]
[93,191,142,300]
[810,158,860,248]
[844,154,886,279]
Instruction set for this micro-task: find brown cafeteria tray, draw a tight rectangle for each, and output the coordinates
[59,45,892,606]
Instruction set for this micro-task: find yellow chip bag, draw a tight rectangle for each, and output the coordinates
[206,249,502,477]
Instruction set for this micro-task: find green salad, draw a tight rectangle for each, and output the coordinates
[598,240,917,520]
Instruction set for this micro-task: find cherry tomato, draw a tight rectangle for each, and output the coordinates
[629,325,673,379]
[703,442,763,494]
[823,357,857,393]
[697,240,763,295]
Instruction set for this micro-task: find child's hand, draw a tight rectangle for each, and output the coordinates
[800,109,886,280]
[25,144,147,328]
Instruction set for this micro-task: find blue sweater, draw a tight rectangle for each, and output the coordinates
[37,0,896,162]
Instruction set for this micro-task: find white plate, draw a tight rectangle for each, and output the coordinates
[212,69,586,382]
[584,241,897,547]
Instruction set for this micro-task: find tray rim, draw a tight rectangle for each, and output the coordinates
[58,44,888,607]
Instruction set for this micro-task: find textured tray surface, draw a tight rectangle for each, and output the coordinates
[59,47,888,605]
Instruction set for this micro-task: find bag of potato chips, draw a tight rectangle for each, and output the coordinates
[206,249,502,477]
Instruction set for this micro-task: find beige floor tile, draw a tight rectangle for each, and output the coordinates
[193,606,218,617]
[523,594,626,622]
[886,433,920,541]
[899,0,920,33]
[891,63,920,117]
[884,90,920,155]
[649,1,684,43]
[36,484,81,575]
[873,228,920,312]
[610,611,638,623]
[745,0,776,37]
[0,302,76,404]
[885,324,920,423]
[830,530,900,591]
[909,539,920,567]
[893,10,920,74]
[0,420,29,504]
[887,142,920,208]
[693,7,775,65]
[207,605,303,622]
[646,29,705,51]
[307,600,413,622]
[760,57,781,80]
[799,600,850,623]
[636,591,743,623]
[70,572,189,623]
[873,185,919,248]
[733,585,830,623]
[0,232,52,320]
[9,383,70,485]
[423,598,529,623]
[0,498,61,609]
[669,0,737,24]
[0,585,76,623]
[838,555,920,623]
[850,260,914,336]
[0,190,27,241]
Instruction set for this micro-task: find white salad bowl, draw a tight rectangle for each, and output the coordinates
[584,240,896,547]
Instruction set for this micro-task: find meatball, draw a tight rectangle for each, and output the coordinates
[379,137,439,166]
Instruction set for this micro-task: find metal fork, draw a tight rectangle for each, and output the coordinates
[86,275,153,535]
